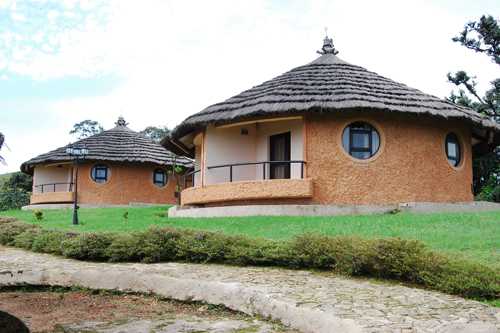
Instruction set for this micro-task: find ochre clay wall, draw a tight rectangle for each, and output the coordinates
[181,178,313,206]
[305,112,473,204]
[76,162,178,205]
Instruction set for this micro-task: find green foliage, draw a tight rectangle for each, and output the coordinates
[452,15,500,65]
[0,218,498,300]
[1,206,499,268]
[13,228,42,249]
[140,126,170,143]
[0,172,32,211]
[0,220,36,245]
[105,233,143,262]
[135,227,182,263]
[69,119,104,139]
[31,231,67,254]
[473,151,500,200]
[33,210,44,221]
[448,15,500,197]
[0,190,30,211]
[61,233,114,261]
[476,164,500,202]
[289,234,367,273]
[2,172,32,192]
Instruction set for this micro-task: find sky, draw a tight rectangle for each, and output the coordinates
[0,0,499,173]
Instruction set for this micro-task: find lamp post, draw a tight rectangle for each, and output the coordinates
[66,146,89,225]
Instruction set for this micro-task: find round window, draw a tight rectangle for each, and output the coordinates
[153,169,167,187]
[342,122,380,160]
[445,133,461,167]
[91,164,109,183]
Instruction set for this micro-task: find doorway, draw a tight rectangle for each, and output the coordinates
[269,132,291,179]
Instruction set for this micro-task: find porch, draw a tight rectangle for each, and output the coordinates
[31,164,75,204]
[180,117,312,206]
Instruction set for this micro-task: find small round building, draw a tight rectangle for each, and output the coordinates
[166,37,500,209]
[22,117,192,207]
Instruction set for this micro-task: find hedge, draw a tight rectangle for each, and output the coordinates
[0,218,498,300]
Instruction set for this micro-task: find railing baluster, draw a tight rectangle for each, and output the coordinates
[53,184,56,192]
[41,185,44,193]
[206,161,306,182]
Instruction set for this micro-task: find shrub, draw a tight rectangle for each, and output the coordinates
[223,236,289,266]
[135,227,182,263]
[359,238,434,281]
[105,233,142,262]
[0,221,37,246]
[33,210,43,221]
[13,228,41,249]
[175,230,232,263]
[61,233,114,261]
[31,231,68,255]
[0,218,497,300]
[288,234,369,273]
[0,190,30,211]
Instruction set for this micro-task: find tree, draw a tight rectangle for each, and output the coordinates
[69,120,104,139]
[0,172,32,211]
[3,172,32,192]
[0,132,4,165]
[447,15,500,201]
[140,126,170,143]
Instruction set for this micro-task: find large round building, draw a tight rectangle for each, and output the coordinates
[22,117,192,207]
[166,37,500,209]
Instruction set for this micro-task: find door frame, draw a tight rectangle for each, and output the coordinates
[269,131,291,179]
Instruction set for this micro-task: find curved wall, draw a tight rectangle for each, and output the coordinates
[305,111,473,204]
[77,162,178,205]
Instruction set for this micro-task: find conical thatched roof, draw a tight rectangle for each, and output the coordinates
[171,37,500,141]
[21,117,192,174]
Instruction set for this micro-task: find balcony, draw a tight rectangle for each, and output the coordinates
[30,182,75,204]
[181,161,313,206]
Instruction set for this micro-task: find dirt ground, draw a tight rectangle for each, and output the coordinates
[0,288,293,333]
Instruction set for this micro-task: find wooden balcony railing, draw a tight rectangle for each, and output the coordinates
[34,182,74,193]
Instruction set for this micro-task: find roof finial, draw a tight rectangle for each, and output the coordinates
[317,29,339,55]
[115,116,128,127]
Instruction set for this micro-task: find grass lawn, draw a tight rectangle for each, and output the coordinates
[1,206,499,268]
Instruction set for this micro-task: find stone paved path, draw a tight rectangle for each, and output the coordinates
[60,317,290,333]
[59,317,291,333]
[0,247,498,333]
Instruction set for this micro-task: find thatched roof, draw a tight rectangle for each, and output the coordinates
[21,117,192,174]
[170,37,500,143]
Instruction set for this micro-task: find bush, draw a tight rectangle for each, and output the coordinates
[0,218,497,300]
[31,231,68,255]
[13,228,41,249]
[0,172,32,211]
[105,233,142,262]
[136,227,182,263]
[33,210,43,221]
[61,233,114,261]
[0,220,36,246]
[0,190,30,211]
[289,234,369,273]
